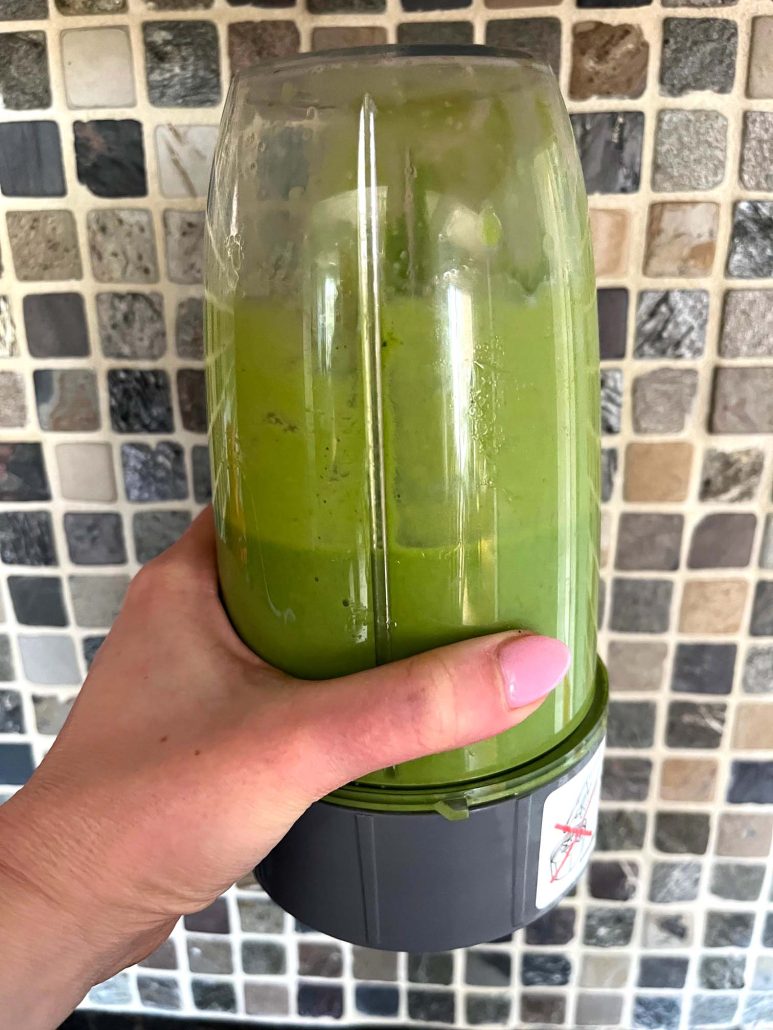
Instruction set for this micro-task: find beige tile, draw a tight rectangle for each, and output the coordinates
[590,209,630,278]
[748,17,773,99]
[607,640,668,692]
[61,28,135,109]
[600,510,612,569]
[660,758,717,802]
[312,26,388,49]
[579,953,629,989]
[716,813,773,858]
[644,203,718,278]
[679,579,748,635]
[570,21,648,101]
[732,702,773,749]
[56,442,117,502]
[624,442,693,503]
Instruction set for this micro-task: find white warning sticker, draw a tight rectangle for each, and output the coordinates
[535,742,605,910]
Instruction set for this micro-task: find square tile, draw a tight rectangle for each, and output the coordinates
[298,983,345,1020]
[570,21,647,100]
[24,293,89,358]
[184,898,229,933]
[748,17,773,99]
[660,757,717,802]
[70,574,128,627]
[600,369,622,434]
[0,31,51,109]
[716,812,773,857]
[0,0,48,17]
[705,910,754,948]
[32,693,74,734]
[0,511,56,565]
[408,952,453,984]
[164,210,204,284]
[610,578,672,633]
[242,940,286,975]
[485,18,561,76]
[720,290,773,358]
[688,513,755,568]
[649,861,701,902]
[0,122,64,197]
[727,201,773,279]
[607,640,667,691]
[175,298,203,359]
[74,119,147,198]
[192,445,211,503]
[671,643,736,695]
[521,953,571,986]
[575,992,623,1027]
[87,209,158,284]
[597,289,627,360]
[244,984,290,1017]
[633,997,680,1030]
[61,28,135,108]
[743,647,773,694]
[144,22,220,107]
[0,442,50,502]
[9,575,67,626]
[652,110,727,192]
[607,699,656,746]
[7,211,82,281]
[177,369,206,432]
[133,510,191,563]
[525,906,575,945]
[666,700,726,749]
[583,907,636,948]
[464,951,510,987]
[313,26,387,48]
[0,638,14,681]
[64,512,126,565]
[298,941,342,978]
[615,513,683,571]
[137,976,181,1011]
[711,367,773,433]
[579,953,629,989]
[0,743,34,785]
[34,369,99,431]
[0,689,24,732]
[589,209,630,277]
[691,995,739,1027]
[679,579,747,635]
[727,760,773,804]
[660,18,737,96]
[655,812,710,854]
[642,910,692,947]
[56,442,116,502]
[638,956,687,989]
[0,372,26,428]
[228,21,299,75]
[751,580,773,636]
[0,297,19,359]
[397,22,473,45]
[740,112,773,192]
[57,0,127,12]
[644,203,718,278]
[699,955,746,991]
[121,442,187,502]
[88,974,132,1006]
[18,634,79,684]
[589,860,638,902]
[237,896,285,934]
[352,946,397,981]
[571,112,644,194]
[520,994,565,1026]
[633,369,698,434]
[108,369,173,433]
[97,292,166,360]
[699,447,763,502]
[191,979,236,1013]
[156,125,217,198]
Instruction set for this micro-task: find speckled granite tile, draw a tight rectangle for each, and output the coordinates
[652,110,726,192]
[0,0,48,17]
[7,211,82,282]
[164,210,204,284]
[143,21,220,107]
[740,113,773,192]
[56,0,125,11]
[748,16,773,99]
[121,441,187,502]
[711,367,773,433]
[108,369,173,433]
[87,210,158,284]
[660,18,737,97]
[0,298,18,359]
[0,31,51,110]
[175,297,203,359]
[228,21,299,74]
[727,201,773,279]
[634,290,708,359]
[0,372,27,428]
[720,290,773,357]
[397,21,472,44]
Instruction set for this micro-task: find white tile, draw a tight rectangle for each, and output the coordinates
[61,28,135,109]
[18,635,81,686]
[56,442,117,502]
[156,125,218,199]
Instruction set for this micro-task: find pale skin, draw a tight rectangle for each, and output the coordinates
[0,509,568,1030]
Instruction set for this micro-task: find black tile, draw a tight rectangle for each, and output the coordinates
[297,984,343,1019]
[655,812,710,855]
[466,994,510,1026]
[601,447,617,503]
[8,575,66,626]
[144,22,220,107]
[607,700,655,748]
[764,912,773,947]
[666,700,726,749]
[615,512,682,572]
[74,120,147,198]
[177,368,206,433]
[192,445,211,503]
[520,993,566,1025]
[571,112,643,194]
[298,942,342,978]
[589,859,638,901]
[408,989,454,1024]
[751,580,773,636]
[133,510,191,564]
[0,32,51,110]
[710,862,765,901]
[121,442,187,503]
[0,689,24,733]
[355,985,398,1017]
[638,956,688,989]
[609,578,672,633]
[108,369,173,434]
[401,0,469,9]
[649,861,701,903]
[191,979,236,1012]
[98,292,166,361]
[584,907,635,947]
[175,297,203,359]
[408,952,453,985]
[23,293,89,358]
[0,510,55,565]
[660,18,737,97]
[137,976,181,1011]
[704,910,754,947]
[727,201,773,279]
[598,288,628,360]
[64,512,126,566]
[521,953,571,987]
[464,950,510,987]
[184,899,229,934]
[671,643,736,695]
[634,290,708,360]
[397,21,473,45]
[485,18,561,76]
[633,995,681,1030]
[602,757,651,802]
[0,743,34,784]
[600,369,622,434]
[82,635,105,668]
[242,940,285,975]
[597,809,646,851]
[524,906,575,945]
[0,121,64,196]
[307,0,384,10]
[0,442,49,502]
[699,955,745,991]
[729,760,773,804]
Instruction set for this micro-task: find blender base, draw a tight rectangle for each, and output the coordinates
[257,680,606,952]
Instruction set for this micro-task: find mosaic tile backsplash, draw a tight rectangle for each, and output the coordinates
[0,0,772,1027]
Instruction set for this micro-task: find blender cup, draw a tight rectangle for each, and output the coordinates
[206,45,607,951]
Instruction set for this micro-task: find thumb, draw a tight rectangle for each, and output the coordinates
[294,633,571,796]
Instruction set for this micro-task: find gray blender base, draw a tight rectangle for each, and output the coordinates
[257,738,604,952]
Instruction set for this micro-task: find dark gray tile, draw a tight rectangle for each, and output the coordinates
[602,757,651,801]
[521,954,570,988]
[672,643,736,695]
[64,512,126,565]
[600,369,622,434]
[633,368,698,434]
[121,442,187,502]
[609,578,672,633]
[108,369,173,433]
[23,293,89,358]
[607,700,656,748]
[721,290,773,357]
[688,513,755,568]
[742,112,773,192]
[191,979,236,1012]
[177,369,206,432]
[0,32,51,109]
[0,743,34,784]
[0,637,14,682]
[598,288,628,361]
[520,994,566,1026]
[751,580,773,636]
[649,861,701,903]
[144,22,220,107]
[660,18,737,96]
[743,647,773,694]
[728,760,773,803]
[466,994,511,1026]
[485,18,561,76]
[97,292,166,360]
[187,936,232,974]
[242,940,285,975]
[704,910,754,947]
[237,896,284,934]
[228,21,299,75]
[0,121,64,197]
[643,910,692,947]
[0,0,47,17]
[710,861,765,901]
[307,0,383,10]
[524,906,575,945]
[175,297,203,359]
[666,700,726,749]
[638,956,687,988]
[56,0,126,10]
[140,941,178,972]
[634,290,708,359]
[397,21,472,45]
[700,447,764,502]
[727,201,773,278]
[699,955,745,990]
[464,951,510,987]
[589,860,638,901]
[184,898,229,933]
[0,511,55,565]
[571,112,644,194]
[616,513,682,571]
[597,809,647,851]
[408,952,453,985]
[34,369,98,431]
[601,448,618,503]
[298,983,344,1019]
[655,812,710,854]
[0,689,24,732]
[712,367,773,433]
[355,985,398,1018]
[192,445,211,504]
[69,574,128,628]
[132,510,190,563]
[75,119,146,198]
[0,442,49,502]
[9,575,66,626]
[298,942,342,978]
[632,996,680,1030]
[82,635,105,668]
[137,976,181,1011]
[583,907,636,947]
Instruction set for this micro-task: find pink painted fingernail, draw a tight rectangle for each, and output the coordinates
[498,635,571,709]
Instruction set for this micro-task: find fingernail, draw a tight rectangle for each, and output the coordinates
[498,635,571,709]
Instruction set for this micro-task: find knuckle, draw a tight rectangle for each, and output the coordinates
[400,651,462,755]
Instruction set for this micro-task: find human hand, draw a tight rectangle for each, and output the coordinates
[0,507,569,1029]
